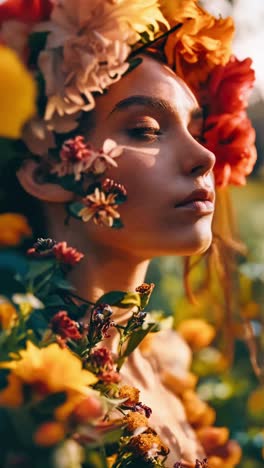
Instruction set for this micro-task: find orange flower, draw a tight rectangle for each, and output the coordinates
[177,319,215,349]
[0,301,17,330]
[0,213,31,246]
[204,112,257,187]
[0,0,52,23]
[206,56,255,114]
[34,421,65,447]
[163,0,234,93]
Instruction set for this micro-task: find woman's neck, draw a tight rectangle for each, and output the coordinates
[45,204,150,304]
[69,243,150,303]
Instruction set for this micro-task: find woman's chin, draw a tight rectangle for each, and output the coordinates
[163,223,213,256]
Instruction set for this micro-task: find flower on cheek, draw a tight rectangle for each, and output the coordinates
[206,56,255,114]
[78,188,121,227]
[163,0,234,93]
[50,137,123,181]
[204,112,257,187]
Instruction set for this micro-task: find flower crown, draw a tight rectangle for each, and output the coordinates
[0,0,257,228]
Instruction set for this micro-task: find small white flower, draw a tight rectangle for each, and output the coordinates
[53,440,84,468]
[12,293,44,309]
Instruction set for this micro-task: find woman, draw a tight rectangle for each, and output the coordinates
[0,1,256,467]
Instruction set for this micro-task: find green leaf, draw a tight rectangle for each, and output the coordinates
[84,447,108,468]
[26,259,54,281]
[46,174,85,195]
[7,407,36,447]
[121,322,160,360]
[124,57,143,75]
[52,275,76,291]
[95,291,141,309]
[118,292,141,308]
[32,392,67,417]
[0,369,10,390]
[0,138,18,168]
[44,294,66,308]
[112,218,124,229]
[101,427,123,446]
[28,31,49,66]
[66,201,85,220]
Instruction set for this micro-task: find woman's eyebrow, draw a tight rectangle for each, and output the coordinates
[108,95,203,125]
[108,95,176,117]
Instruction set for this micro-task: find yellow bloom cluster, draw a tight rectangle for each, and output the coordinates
[0,45,36,138]
[0,213,32,247]
[0,341,97,420]
[0,301,17,330]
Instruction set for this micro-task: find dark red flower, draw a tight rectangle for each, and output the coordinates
[89,347,120,383]
[53,241,84,266]
[204,112,257,187]
[51,311,82,340]
[0,0,52,23]
[132,402,152,419]
[206,56,255,114]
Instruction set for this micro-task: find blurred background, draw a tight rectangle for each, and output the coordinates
[145,2,264,466]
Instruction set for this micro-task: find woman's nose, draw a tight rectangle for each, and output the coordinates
[180,131,216,177]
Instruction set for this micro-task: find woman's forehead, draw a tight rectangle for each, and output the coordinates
[96,55,198,120]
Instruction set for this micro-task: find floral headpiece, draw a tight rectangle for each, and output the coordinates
[0,0,257,228]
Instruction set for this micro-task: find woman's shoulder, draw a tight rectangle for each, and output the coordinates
[140,323,198,394]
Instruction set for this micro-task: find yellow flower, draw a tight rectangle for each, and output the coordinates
[0,213,32,247]
[0,45,36,138]
[162,0,234,93]
[177,319,216,349]
[0,301,17,330]
[0,341,97,420]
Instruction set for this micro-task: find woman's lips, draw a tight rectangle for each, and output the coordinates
[174,188,215,214]
[175,199,214,214]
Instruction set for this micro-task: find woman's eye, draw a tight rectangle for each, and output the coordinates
[126,127,161,141]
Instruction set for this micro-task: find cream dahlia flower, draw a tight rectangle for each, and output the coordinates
[36,0,168,120]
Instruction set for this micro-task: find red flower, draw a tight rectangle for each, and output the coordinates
[51,311,82,341]
[53,241,84,266]
[204,112,257,187]
[0,0,52,23]
[206,56,255,114]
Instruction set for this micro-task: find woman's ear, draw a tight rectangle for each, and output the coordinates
[16,159,74,202]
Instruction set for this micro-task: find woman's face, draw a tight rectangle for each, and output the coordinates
[81,55,216,258]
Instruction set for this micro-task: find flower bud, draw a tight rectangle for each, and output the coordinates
[72,396,103,423]
[34,421,65,447]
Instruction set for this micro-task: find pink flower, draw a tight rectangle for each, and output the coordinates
[50,137,123,181]
[53,241,84,266]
